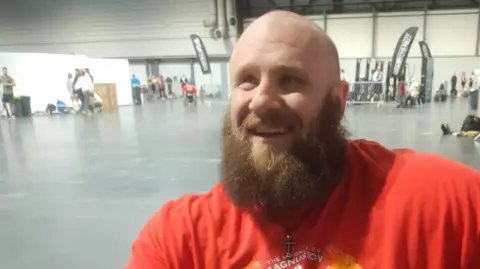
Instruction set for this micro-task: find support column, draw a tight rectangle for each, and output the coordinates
[146,60,159,77]
[422,4,427,41]
[476,6,480,56]
[190,59,195,84]
[371,8,377,58]
[144,60,149,78]
[323,9,327,32]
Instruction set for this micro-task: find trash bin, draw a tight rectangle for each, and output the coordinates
[20,96,31,117]
[471,89,479,111]
[13,98,23,117]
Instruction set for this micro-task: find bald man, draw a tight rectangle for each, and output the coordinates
[126,11,480,269]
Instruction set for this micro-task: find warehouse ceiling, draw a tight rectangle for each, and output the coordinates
[241,0,479,17]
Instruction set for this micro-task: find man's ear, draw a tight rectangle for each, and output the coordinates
[333,81,348,113]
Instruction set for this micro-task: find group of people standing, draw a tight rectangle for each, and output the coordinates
[450,71,479,111]
[147,75,189,100]
[450,72,476,97]
[67,68,99,114]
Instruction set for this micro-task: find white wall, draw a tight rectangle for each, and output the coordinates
[0,53,132,112]
[244,9,479,58]
[327,14,374,58]
[426,10,478,56]
[0,0,237,59]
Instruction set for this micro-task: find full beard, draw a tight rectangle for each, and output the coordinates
[220,91,349,218]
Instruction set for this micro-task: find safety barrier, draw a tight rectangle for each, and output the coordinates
[347,81,385,107]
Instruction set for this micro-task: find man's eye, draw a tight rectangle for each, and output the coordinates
[238,76,259,89]
[279,75,304,89]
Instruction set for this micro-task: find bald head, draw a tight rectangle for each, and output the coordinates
[232,10,340,88]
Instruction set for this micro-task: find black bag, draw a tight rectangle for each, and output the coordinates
[46,103,56,114]
[461,115,480,132]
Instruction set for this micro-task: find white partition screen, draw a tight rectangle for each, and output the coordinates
[0,53,132,112]
[0,53,87,112]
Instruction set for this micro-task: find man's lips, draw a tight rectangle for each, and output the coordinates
[247,126,294,138]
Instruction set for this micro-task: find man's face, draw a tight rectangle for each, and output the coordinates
[2,68,7,76]
[221,18,348,214]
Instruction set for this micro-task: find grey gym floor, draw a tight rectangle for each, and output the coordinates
[0,99,478,269]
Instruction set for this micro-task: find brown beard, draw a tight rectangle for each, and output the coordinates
[220,91,349,217]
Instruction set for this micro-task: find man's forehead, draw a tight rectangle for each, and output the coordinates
[230,36,327,77]
[230,11,339,84]
[238,16,322,49]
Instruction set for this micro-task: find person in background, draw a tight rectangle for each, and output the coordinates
[182,80,197,94]
[182,80,197,106]
[66,73,77,108]
[131,74,142,104]
[470,71,479,111]
[172,76,182,96]
[72,68,80,88]
[165,76,173,97]
[399,78,406,104]
[157,74,166,100]
[469,71,474,92]
[406,78,422,107]
[180,75,188,87]
[73,68,85,112]
[451,72,457,96]
[152,75,159,94]
[83,68,94,113]
[131,74,141,88]
[1,67,16,119]
[85,68,94,83]
[75,69,90,114]
[340,69,345,81]
[461,71,467,96]
[149,75,157,95]
[374,69,383,99]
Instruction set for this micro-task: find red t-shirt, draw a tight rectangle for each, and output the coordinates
[126,140,480,269]
[183,84,197,93]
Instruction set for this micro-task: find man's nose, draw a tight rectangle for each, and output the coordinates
[248,86,281,115]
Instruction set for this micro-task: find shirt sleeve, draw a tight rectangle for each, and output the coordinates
[125,205,169,269]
